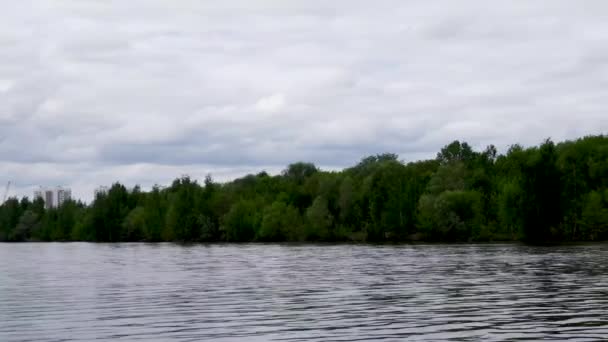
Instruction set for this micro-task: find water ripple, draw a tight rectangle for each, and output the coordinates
[1,243,608,341]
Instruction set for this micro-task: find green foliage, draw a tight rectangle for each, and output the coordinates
[55,200,80,241]
[338,176,355,222]
[122,206,146,241]
[497,180,522,239]
[580,191,608,240]
[305,196,333,240]
[0,135,606,243]
[12,210,41,241]
[437,140,475,165]
[223,199,259,242]
[166,177,201,242]
[71,211,94,241]
[282,162,318,185]
[418,190,482,241]
[427,162,467,195]
[143,187,165,242]
[0,198,23,241]
[259,201,303,241]
[519,140,562,242]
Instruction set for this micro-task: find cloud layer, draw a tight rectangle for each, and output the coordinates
[1,0,607,201]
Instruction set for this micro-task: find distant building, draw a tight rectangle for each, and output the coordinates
[94,186,109,198]
[34,186,72,209]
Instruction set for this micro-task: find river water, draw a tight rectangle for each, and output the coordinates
[1,243,607,341]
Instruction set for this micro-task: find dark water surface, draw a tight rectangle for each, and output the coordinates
[1,243,607,341]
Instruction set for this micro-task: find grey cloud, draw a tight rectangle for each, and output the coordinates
[1,0,607,201]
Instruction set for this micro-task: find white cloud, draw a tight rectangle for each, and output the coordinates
[254,93,286,113]
[0,79,13,93]
[0,0,607,201]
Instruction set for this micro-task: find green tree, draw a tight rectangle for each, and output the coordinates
[437,140,475,165]
[53,200,79,241]
[418,190,482,241]
[282,162,318,185]
[143,186,166,241]
[12,210,41,241]
[223,199,259,242]
[123,206,146,241]
[0,198,24,241]
[580,191,608,240]
[1,134,606,244]
[338,176,356,224]
[166,177,200,242]
[258,201,303,241]
[497,180,522,239]
[305,195,333,240]
[520,140,562,242]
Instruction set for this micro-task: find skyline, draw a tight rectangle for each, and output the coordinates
[2,1,608,201]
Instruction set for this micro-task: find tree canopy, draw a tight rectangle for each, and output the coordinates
[1,135,607,243]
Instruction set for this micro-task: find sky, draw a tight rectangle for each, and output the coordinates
[1,1,607,202]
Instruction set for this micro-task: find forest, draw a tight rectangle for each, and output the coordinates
[1,135,607,243]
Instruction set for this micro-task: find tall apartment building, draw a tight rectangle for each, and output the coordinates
[34,186,72,209]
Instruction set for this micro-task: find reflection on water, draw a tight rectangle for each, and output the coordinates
[1,243,607,341]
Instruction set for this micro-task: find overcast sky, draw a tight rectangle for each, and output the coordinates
[1,1,607,201]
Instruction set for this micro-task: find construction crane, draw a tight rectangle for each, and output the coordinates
[3,181,11,203]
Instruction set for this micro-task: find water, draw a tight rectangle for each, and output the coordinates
[1,243,607,341]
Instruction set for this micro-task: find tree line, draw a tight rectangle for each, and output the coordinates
[1,135,607,243]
